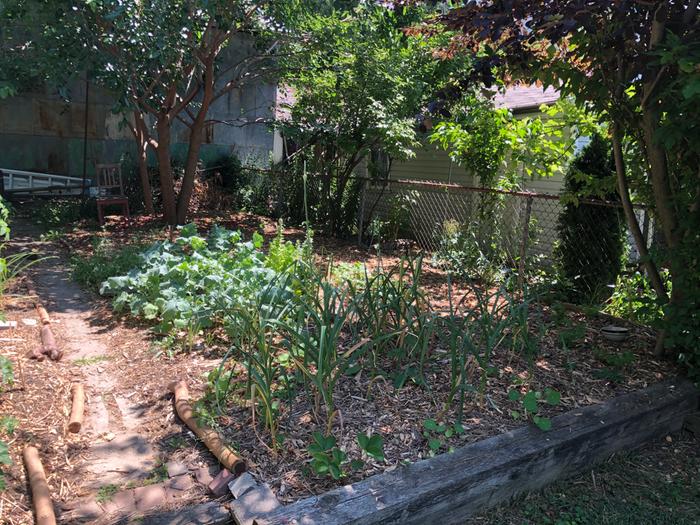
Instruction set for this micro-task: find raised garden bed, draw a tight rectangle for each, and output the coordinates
[142,378,698,525]
[57,220,684,500]
[256,378,698,525]
[46,217,693,524]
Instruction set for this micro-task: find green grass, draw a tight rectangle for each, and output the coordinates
[72,355,110,366]
[467,433,700,525]
[71,240,146,291]
[95,483,120,503]
[142,462,168,486]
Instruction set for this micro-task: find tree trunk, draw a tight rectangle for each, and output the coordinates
[136,148,155,215]
[133,112,155,215]
[610,123,668,302]
[611,122,669,356]
[156,117,177,225]
[640,111,680,254]
[175,60,214,224]
[175,118,206,224]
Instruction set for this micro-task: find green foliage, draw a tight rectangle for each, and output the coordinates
[434,217,508,283]
[508,387,561,431]
[556,134,624,303]
[436,0,700,377]
[307,431,381,479]
[100,224,300,340]
[307,432,347,480]
[592,347,635,383]
[96,483,120,503]
[0,196,9,241]
[0,416,18,436]
[277,2,468,236]
[327,261,367,291]
[605,270,670,326]
[222,274,298,447]
[0,439,10,490]
[72,238,147,291]
[0,357,14,391]
[283,281,357,432]
[356,432,384,462]
[0,412,15,491]
[430,96,601,190]
[347,256,432,387]
[441,279,539,421]
[422,419,466,454]
[34,200,85,230]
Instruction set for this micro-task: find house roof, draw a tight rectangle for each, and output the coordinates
[493,85,560,113]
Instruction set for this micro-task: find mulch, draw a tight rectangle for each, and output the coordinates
[0,210,682,520]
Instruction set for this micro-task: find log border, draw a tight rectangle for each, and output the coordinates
[145,378,699,525]
[257,378,698,525]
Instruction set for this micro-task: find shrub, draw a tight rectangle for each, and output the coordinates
[433,215,508,283]
[34,200,85,229]
[556,134,624,303]
[605,268,670,326]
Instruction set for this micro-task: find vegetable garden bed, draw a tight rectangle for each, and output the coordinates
[58,216,686,515]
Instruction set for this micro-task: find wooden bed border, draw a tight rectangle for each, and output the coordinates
[145,378,699,525]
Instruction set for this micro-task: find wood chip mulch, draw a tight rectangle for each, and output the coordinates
[11,212,682,509]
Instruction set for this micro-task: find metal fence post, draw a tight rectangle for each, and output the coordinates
[518,195,534,289]
[357,179,367,246]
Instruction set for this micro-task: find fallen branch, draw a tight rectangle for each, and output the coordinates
[26,348,45,362]
[169,380,246,476]
[36,305,51,326]
[23,446,57,525]
[68,384,85,433]
[39,325,62,361]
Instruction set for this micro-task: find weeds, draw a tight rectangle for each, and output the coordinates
[73,355,110,366]
[72,237,146,291]
[96,484,120,503]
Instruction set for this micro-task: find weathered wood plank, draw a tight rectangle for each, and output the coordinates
[257,378,698,525]
[140,501,231,525]
[685,413,700,435]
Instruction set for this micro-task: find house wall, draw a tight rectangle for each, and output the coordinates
[390,142,475,185]
[366,110,582,259]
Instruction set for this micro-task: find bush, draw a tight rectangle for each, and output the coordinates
[34,200,86,229]
[605,268,670,326]
[433,193,512,283]
[555,134,624,303]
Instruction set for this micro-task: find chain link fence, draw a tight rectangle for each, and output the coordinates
[359,179,657,297]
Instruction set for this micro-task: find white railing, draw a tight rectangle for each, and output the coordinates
[1,168,85,195]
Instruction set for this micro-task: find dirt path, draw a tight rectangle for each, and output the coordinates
[8,220,219,523]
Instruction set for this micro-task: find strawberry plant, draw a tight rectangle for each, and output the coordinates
[357,432,385,462]
[307,432,361,480]
[508,387,561,431]
[422,419,465,454]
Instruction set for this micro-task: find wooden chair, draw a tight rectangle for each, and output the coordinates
[95,163,130,225]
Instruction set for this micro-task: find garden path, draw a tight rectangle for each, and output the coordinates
[9,219,201,522]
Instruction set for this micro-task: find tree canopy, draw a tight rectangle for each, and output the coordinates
[276,2,469,236]
[434,0,699,366]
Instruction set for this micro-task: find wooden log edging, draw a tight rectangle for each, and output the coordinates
[68,383,85,433]
[169,380,247,476]
[256,378,699,525]
[23,446,57,525]
[26,279,62,361]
